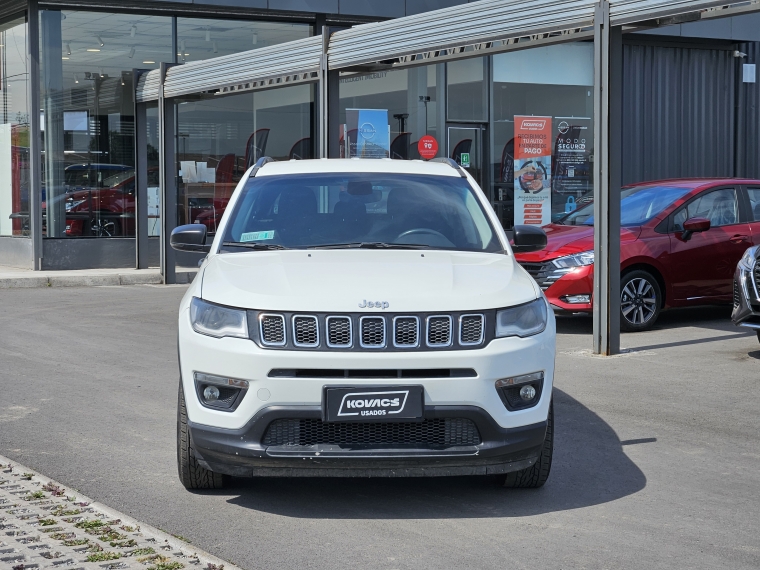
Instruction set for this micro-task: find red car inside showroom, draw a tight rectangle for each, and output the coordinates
[515,179,760,331]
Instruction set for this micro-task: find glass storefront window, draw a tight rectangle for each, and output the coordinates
[491,43,594,230]
[1,16,30,237]
[447,58,487,122]
[338,66,440,160]
[176,18,310,63]
[176,84,314,232]
[39,10,173,238]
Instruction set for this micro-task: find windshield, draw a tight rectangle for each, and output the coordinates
[560,185,695,226]
[220,173,502,252]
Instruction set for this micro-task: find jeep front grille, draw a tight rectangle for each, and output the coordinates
[459,314,484,345]
[262,418,481,447]
[393,317,419,347]
[326,316,352,347]
[259,314,286,346]
[360,316,386,348]
[293,315,318,347]
[427,316,452,347]
[250,311,492,351]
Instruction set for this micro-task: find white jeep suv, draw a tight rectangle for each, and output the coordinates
[172,157,555,489]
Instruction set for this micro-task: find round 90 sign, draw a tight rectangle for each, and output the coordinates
[418,135,438,160]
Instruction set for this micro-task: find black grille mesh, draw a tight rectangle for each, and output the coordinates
[460,315,483,344]
[754,266,760,301]
[394,317,418,346]
[734,279,741,309]
[294,316,318,346]
[427,317,451,346]
[361,317,385,347]
[262,418,481,447]
[260,315,285,345]
[327,317,352,347]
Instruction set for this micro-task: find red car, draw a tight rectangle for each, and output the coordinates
[515,179,760,331]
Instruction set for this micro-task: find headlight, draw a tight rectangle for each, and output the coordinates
[739,246,759,272]
[189,297,248,339]
[496,298,548,338]
[65,199,86,212]
[552,250,594,269]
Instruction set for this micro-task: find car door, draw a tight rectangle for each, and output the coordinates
[668,187,751,301]
[744,186,760,245]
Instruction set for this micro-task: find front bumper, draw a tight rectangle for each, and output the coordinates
[188,404,547,477]
[732,264,760,329]
[536,264,594,314]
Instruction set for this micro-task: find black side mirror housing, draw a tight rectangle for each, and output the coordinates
[170,224,210,253]
[511,225,547,253]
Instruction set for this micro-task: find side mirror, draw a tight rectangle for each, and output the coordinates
[681,217,710,242]
[170,224,210,252]
[511,225,547,253]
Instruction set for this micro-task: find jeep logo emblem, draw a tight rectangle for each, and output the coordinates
[358,299,389,309]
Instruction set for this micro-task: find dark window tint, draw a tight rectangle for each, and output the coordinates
[746,188,760,222]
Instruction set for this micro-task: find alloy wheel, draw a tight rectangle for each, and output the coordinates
[621,277,657,326]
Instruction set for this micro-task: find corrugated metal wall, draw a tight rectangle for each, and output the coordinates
[622,41,736,185]
[735,41,760,179]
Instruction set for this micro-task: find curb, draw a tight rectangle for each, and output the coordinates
[0,453,243,570]
[0,271,197,289]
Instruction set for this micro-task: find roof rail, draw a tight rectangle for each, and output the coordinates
[249,156,275,178]
[430,157,467,178]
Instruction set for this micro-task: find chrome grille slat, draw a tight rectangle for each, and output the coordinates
[293,315,319,347]
[393,316,419,347]
[360,316,386,348]
[459,314,484,346]
[260,314,286,346]
[426,315,452,347]
[326,316,352,347]
[519,261,564,291]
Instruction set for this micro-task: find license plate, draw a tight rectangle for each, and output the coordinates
[323,385,424,422]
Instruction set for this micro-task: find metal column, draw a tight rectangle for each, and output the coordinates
[593,1,622,355]
[27,0,42,270]
[158,63,176,284]
[318,26,329,159]
[133,75,149,269]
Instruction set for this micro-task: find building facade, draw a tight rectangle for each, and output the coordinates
[1,0,760,271]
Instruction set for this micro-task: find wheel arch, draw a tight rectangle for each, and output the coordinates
[621,262,667,308]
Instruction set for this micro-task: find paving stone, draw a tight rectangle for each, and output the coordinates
[0,457,237,570]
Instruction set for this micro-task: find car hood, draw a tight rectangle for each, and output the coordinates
[514,224,642,263]
[200,250,539,312]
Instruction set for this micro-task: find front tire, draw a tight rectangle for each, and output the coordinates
[620,270,662,332]
[177,382,224,489]
[500,400,553,488]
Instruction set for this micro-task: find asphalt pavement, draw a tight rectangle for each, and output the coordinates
[1,285,758,569]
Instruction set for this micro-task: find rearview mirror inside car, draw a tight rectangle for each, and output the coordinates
[512,225,547,253]
[681,217,710,242]
[171,224,210,253]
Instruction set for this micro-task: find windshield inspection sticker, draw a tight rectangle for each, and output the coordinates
[240,230,275,242]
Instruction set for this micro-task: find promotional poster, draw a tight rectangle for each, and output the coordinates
[514,115,552,226]
[552,116,592,215]
[345,109,391,159]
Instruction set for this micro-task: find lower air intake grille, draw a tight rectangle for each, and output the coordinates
[754,266,760,301]
[260,314,285,346]
[361,317,386,347]
[262,418,481,447]
[734,279,741,309]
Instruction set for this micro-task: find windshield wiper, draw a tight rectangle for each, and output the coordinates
[222,241,289,251]
[308,242,430,250]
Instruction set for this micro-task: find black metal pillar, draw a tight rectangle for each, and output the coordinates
[593,1,622,355]
[27,0,42,269]
[158,63,176,284]
[133,73,149,269]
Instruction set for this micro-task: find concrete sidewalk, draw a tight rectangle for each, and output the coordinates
[0,266,197,288]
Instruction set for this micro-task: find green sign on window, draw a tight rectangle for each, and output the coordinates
[460,153,471,168]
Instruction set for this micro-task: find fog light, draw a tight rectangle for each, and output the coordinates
[203,385,220,402]
[562,294,591,304]
[519,385,536,401]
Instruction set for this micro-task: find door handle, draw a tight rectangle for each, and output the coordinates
[730,234,750,243]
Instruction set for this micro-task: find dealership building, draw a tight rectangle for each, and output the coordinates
[2,0,760,350]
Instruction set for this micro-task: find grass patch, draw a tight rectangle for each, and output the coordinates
[51,506,81,516]
[24,491,45,500]
[98,530,127,542]
[62,538,90,546]
[75,519,105,530]
[128,547,156,557]
[120,525,138,532]
[85,551,121,562]
[38,518,57,526]
[148,562,184,570]
[172,534,191,543]
[21,473,34,480]
[49,532,76,540]
[110,538,137,548]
